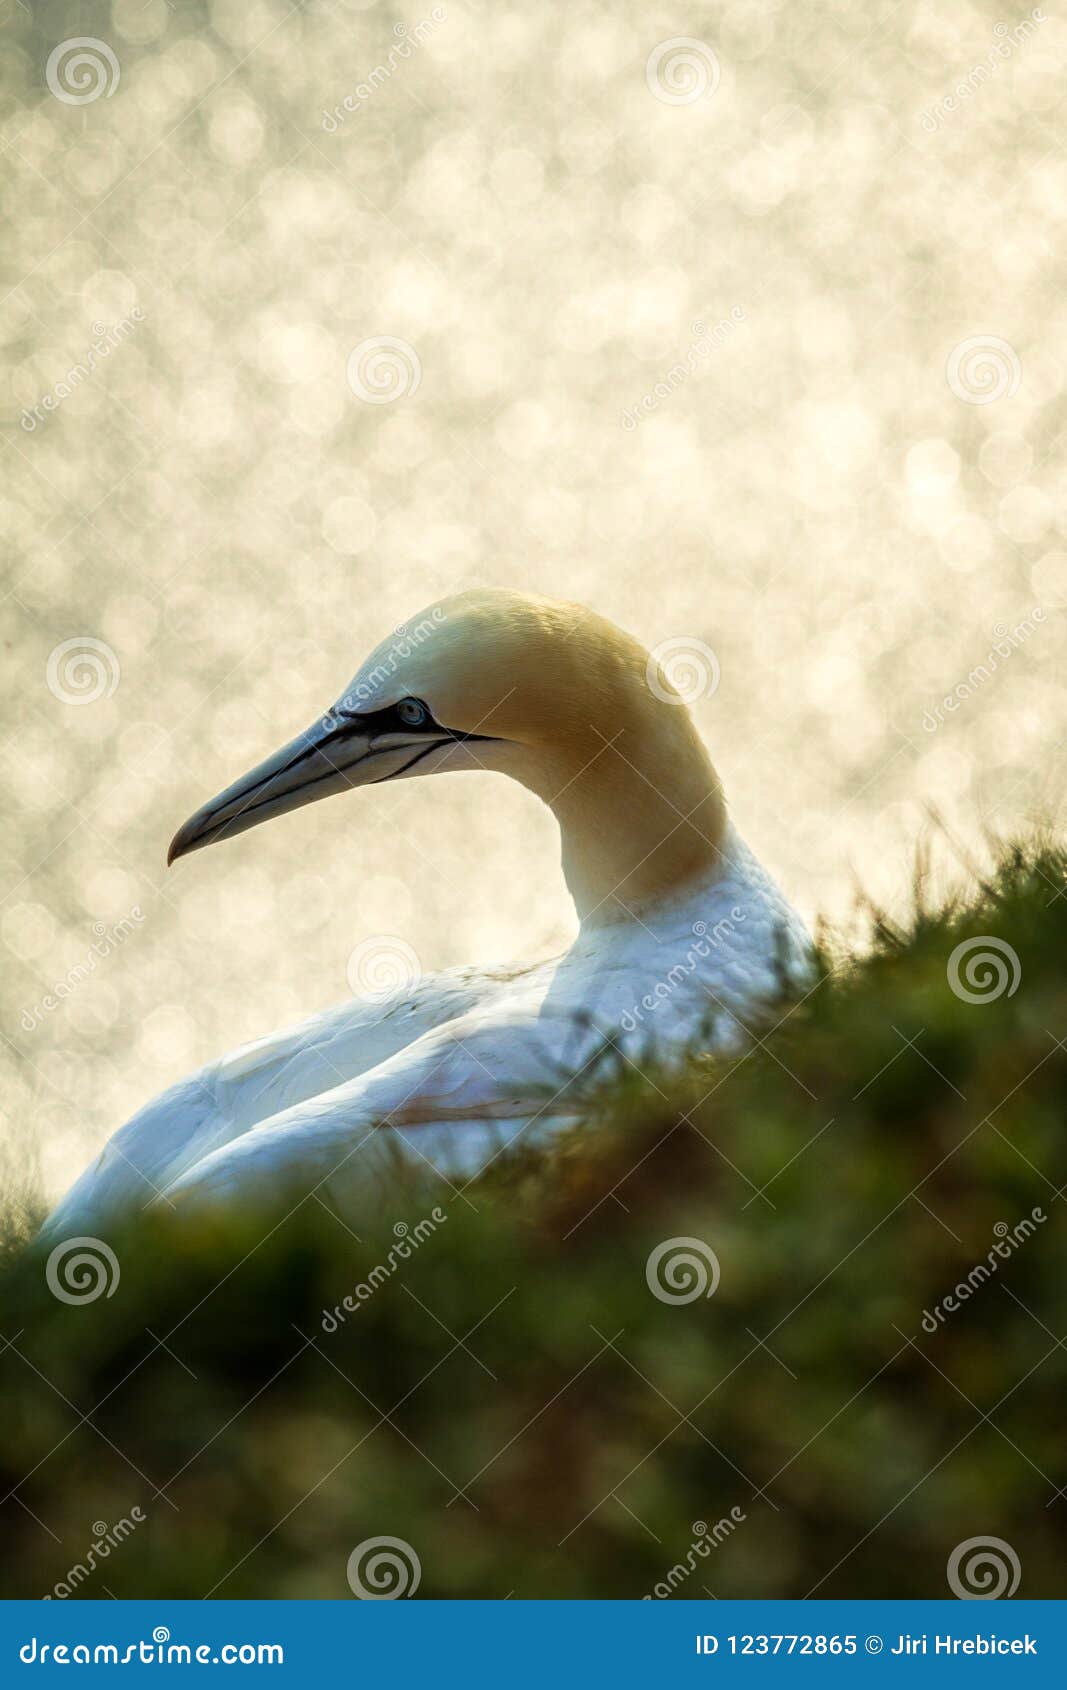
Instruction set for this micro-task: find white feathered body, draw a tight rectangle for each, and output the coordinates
[42,827,809,1236]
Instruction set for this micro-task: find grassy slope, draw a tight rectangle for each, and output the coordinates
[1,845,1065,1599]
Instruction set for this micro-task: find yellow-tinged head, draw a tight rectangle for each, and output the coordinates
[168,589,727,923]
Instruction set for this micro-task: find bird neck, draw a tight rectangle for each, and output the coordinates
[519,720,728,927]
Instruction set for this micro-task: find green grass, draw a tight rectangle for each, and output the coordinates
[1,843,1065,1599]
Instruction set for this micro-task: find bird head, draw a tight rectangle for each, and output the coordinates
[167,589,724,918]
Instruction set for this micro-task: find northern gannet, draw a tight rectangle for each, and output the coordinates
[43,590,811,1233]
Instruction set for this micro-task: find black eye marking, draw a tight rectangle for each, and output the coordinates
[329,698,497,746]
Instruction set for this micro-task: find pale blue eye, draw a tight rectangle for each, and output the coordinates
[397,697,429,727]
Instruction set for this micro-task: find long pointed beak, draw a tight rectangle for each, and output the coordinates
[166,713,445,866]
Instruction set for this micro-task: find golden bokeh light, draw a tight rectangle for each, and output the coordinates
[2,0,1064,1202]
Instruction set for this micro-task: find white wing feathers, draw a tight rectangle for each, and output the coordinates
[40,827,812,1236]
[40,965,536,1239]
[159,998,584,1214]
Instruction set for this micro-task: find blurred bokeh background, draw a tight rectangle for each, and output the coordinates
[1,0,1065,1206]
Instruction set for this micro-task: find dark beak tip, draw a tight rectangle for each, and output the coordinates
[167,817,205,867]
[162,711,370,871]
